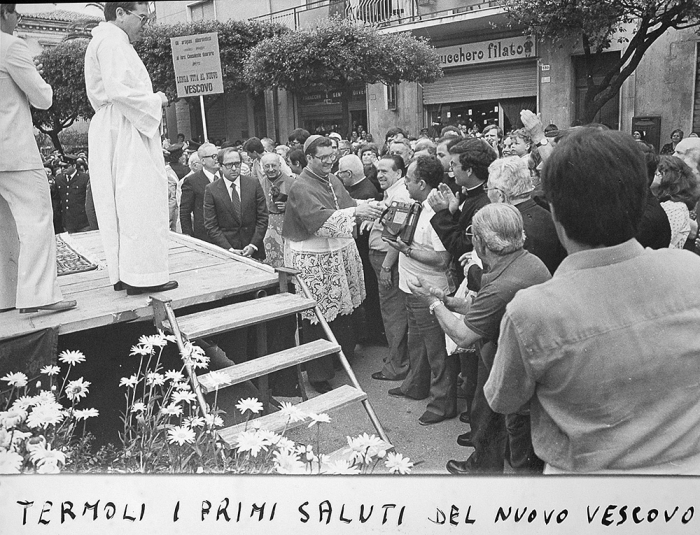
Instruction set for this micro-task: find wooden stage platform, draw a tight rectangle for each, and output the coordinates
[0,231,280,342]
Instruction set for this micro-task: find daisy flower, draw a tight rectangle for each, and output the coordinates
[11,396,36,412]
[235,397,263,415]
[181,342,209,369]
[36,461,61,474]
[204,413,223,428]
[58,350,86,366]
[384,452,413,475]
[184,416,205,429]
[160,403,183,417]
[345,433,388,464]
[119,375,139,388]
[73,408,99,421]
[65,378,90,402]
[33,391,56,405]
[130,344,151,357]
[1,372,28,388]
[235,430,268,457]
[278,401,305,423]
[206,370,227,390]
[167,425,196,446]
[140,333,168,350]
[307,412,331,428]
[29,442,66,467]
[40,365,61,376]
[130,402,146,413]
[146,372,165,386]
[324,459,361,475]
[275,436,296,453]
[173,382,191,391]
[273,449,306,474]
[26,403,65,429]
[0,450,23,474]
[0,408,27,429]
[9,430,31,450]
[172,390,197,405]
[164,370,184,383]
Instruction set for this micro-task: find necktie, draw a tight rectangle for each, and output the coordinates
[230,182,241,219]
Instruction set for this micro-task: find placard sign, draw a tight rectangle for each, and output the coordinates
[171,32,224,98]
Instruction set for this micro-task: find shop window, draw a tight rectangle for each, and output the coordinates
[386,83,398,110]
[573,52,620,129]
[188,0,215,22]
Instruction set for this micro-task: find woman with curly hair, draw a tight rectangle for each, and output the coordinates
[653,155,700,248]
[660,129,684,155]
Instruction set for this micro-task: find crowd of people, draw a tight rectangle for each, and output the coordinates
[4,1,700,475]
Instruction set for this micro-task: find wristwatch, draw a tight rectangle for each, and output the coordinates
[429,300,444,315]
[536,138,549,147]
[404,247,413,258]
[381,265,392,273]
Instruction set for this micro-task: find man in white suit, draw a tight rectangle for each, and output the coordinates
[0,4,75,314]
[85,2,177,295]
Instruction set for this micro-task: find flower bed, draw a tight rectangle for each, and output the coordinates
[0,333,412,475]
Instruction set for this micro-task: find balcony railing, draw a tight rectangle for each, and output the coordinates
[251,0,501,31]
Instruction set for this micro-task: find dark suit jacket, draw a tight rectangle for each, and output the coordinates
[180,169,213,242]
[203,176,268,259]
[54,171,90,233]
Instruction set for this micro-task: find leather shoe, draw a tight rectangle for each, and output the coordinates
[388,387,427,400]
[310,381,332,394]
[19,300,77,314]
[114,281,124,291]
[418,411,455,426]
[459,411,470,424]
[446,459,475,475]
[457,432,473,448]
[124,280,179,295]
[372,371,402,381]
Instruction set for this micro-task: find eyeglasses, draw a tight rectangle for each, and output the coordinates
[14,11,22,23]
[222,162,242,170]
[465,225,474,238]
[336,169,351,177]
[313,154,336,163]
[125,10,151,25]
[203,154,218,161]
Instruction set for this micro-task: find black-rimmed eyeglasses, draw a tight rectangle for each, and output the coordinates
[222,162,242,170]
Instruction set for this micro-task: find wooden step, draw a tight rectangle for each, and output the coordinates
[218,384,367,446]
[198,339,340,394]
[170,293,316,339]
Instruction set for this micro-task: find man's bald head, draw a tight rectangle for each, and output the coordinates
[674,138,700,177]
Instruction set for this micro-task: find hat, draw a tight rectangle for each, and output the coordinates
[328,132,342,142]
[303,134,323,154]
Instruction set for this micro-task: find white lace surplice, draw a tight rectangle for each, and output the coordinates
[285,209,365,323]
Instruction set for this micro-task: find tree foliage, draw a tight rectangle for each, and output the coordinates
[244,17,443,135]
[31,39,93,154]
[501,0,700,123]
[135,19,287,102]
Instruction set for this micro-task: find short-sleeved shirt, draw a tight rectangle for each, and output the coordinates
[485,239,700,472]
[369,179,411,252]
[398,199,451,294]
[464,249,550,370]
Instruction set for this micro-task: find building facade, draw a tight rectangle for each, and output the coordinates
[155,0,700,148]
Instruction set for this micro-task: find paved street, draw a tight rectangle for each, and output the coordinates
[284,342,473,475]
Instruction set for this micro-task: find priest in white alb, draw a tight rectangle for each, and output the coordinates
[84,2,177,295]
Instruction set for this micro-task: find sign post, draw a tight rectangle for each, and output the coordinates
[170,32,224,142]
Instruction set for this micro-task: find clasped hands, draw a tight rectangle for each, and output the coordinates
[406,276,449,307]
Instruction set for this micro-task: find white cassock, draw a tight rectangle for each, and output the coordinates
[84,22,169,287]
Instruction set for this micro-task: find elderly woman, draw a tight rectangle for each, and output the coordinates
[660,129,684,155]
[486,157,566,274]
[408,203,551,474]
[283,135,382,393]
[653,155,700,248]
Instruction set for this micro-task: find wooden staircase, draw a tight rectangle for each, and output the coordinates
[150,263,390,450]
